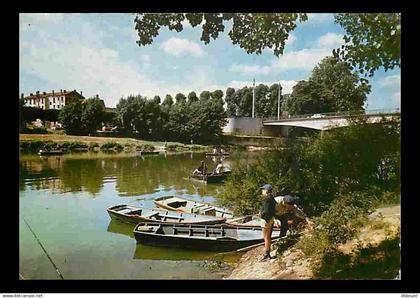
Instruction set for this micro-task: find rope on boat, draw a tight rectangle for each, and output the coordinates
[22,216,64,280]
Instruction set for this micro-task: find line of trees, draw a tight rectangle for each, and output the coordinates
[225,83,282,118]
[20,56,372,140]
[115,90,227,144]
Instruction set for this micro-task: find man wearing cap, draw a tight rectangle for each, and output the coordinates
[258,183,313,261]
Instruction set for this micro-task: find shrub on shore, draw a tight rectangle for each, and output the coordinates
[136,144,155,152]
[100,142,124,151]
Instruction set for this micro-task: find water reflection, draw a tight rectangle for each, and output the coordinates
[106,219,225,261]
[19,152,230,197]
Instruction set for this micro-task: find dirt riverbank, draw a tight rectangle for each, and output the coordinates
[224,204,400,279]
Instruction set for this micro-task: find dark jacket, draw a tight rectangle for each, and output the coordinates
[260,193,276,221]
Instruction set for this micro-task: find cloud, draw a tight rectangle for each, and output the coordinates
[318,33,344,48]
[285,34,296,46]
[379,74,400,88]
[270,48,332,71]
[19,15,163,107]
[229,64,272,75]
[160,37,205,57]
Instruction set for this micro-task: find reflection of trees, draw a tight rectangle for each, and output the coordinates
[20,152,253,198]
[59,159,105,195]
[115,154,216,196]
[19,158,59,192]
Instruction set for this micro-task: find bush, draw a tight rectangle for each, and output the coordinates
[20,140,56,152]
[26,127,48,134]
[59,142,88,150]
[219,119,400,218]
[100,142,123,151]
[166,144,183,152]
[88,142,99,150]
[316,193,371,245]
[136,144,155,152]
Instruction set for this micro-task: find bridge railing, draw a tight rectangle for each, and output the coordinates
[263,108,400,122]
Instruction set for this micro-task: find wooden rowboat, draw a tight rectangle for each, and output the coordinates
[153,196,234,219]
[107,204,226,225]
[133,222,281,251]
[189,172,228,184]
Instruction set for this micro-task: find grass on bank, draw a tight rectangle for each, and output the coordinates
[19,134,210,153]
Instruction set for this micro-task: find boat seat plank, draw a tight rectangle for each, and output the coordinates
[144,211,160,218]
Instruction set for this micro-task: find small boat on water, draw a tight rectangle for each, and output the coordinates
[133,222,281,251]
[107,204,226,225]
[189,172,230,184]
[153,196,234,219]
[38,149,65,156]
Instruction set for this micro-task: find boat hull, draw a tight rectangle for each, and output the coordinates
[107,204,226,225]
[133,223,280,252]
[189,173,227,183]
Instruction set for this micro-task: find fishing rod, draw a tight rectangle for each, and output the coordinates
[22,216,64,280]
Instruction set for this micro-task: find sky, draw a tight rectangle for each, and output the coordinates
[19,13,401,110]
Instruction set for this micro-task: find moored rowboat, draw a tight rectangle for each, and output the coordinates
[153,196,234,219]
[107,204,226,225]
[133,222,281,251]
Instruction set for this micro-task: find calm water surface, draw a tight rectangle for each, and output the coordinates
[19,151,258,279]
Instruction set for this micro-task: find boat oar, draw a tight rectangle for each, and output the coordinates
[22,216,64,280]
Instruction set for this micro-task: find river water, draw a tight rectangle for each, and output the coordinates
[19,151,257,279]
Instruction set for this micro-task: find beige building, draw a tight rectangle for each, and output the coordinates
[22,89,85,110]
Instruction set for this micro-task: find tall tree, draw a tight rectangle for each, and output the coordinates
[187,91,199,104]
[211,89,224,105]
[236,87,253,117]
[286,56,371,115]
[82,98,106,134]
[175,93,187,105]
[162,94,174,107]
[58,100,84,135]
[225,87,236,117]
[254,84,270,117]
[152,95,161,105]
[199,90,211,102]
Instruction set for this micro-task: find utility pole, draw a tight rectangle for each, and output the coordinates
[252,78,255,118]
[277,81,281,120]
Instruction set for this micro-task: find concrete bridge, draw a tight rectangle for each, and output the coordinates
[263,108,400,131]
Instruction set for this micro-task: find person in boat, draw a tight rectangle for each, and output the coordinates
[220,148,225,154]
[212,148,218,154]
[258,184,314,261]
[213,161,224,174]
[192,160,208,175]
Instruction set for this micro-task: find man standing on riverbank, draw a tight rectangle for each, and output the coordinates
[259,184,314,261]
